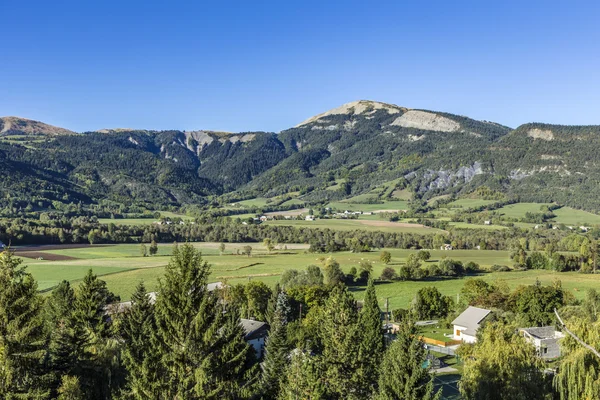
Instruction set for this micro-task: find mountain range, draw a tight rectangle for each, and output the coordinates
[2,100,600,211]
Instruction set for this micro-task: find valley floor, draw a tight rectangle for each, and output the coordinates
[16,243,598,310]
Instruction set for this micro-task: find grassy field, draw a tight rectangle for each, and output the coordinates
[448,222,507,230]
[326,200,409,212]
[446,199,497,209]
[99,211,194,225]
[495,203,552,219]
[263,218,439,234]
[16,244,600,311]
[552,207,600,226]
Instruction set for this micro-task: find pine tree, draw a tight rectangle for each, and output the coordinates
[203,307,258,398]
[261,292,290,398]
[46,280,88,394]
[56,376,85,400]
[46,280,76,323]
[357,280,385,396]
[376,320,441,400]
[153,243,256,399]
[319,285,363,399]
[0,250,52,398]
[279,351,326,400]
[119,281,163,399]
[71,270,121,399]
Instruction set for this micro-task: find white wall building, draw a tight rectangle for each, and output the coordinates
[451,306,492,343]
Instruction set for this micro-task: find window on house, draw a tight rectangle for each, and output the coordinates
[456,330,461,336]
[543,348,548,354]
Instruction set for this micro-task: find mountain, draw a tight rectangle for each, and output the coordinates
[0,116,76,136]
[2,101,600,212]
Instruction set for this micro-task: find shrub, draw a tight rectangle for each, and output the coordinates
[380,267,397,281]
[465,261,481,273]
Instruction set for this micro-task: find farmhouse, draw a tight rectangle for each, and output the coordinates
[519,326,564,359]
[452,306,491,343]
[440,244,453,251]
[241,319,269,358]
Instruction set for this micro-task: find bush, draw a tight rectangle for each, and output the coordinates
[391,308,409,322]
[380,267,397,281]
[465,261,481,273]
[490,264,511,272]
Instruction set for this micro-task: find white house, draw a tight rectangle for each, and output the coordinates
[440,244,453,251]
[451,306,492,343]
[519,326,565,359]
[484,220,491,225]
[305,215,315,221]
[240,319,269,358]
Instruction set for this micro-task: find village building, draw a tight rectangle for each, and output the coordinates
[519,326,564,359]
[240,319,269,358]
[451,306,492,343]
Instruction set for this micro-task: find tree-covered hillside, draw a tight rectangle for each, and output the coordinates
[3,100,600,212]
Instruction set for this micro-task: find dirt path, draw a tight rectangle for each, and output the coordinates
[13,244,114,252]
[16,251,80,261]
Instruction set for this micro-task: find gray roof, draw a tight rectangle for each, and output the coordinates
[451,306,491,335]
[240,319,268,340]
[520,326,558,339]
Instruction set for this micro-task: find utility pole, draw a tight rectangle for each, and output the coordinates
[299,304,303,321]
[385,297,389,324]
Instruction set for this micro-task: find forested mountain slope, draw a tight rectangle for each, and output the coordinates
[2,100,600,211]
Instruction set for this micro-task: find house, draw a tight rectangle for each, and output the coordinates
[240,319,269,358]
[484,220,491,225]
[451,306,492,343]
[519,326,565,359]
[440,244,453,251]
[580,226,590,232]
[106,282,226,314]
[305,215,315,221]
[259,215,268,222]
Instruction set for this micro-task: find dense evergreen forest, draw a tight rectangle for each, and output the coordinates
[4,101,600,212]
[2,243,599,399]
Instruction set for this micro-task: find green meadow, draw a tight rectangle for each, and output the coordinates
[17,244,600,310]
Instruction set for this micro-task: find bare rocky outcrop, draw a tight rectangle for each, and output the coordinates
[527,128,554,141]
[390,110,460,132]
[295,100,405,127]
[407,162,485,192]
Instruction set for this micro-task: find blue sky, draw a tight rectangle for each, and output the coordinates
[1,0,599,132]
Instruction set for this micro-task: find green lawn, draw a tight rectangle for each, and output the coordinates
[418,327,454,342]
